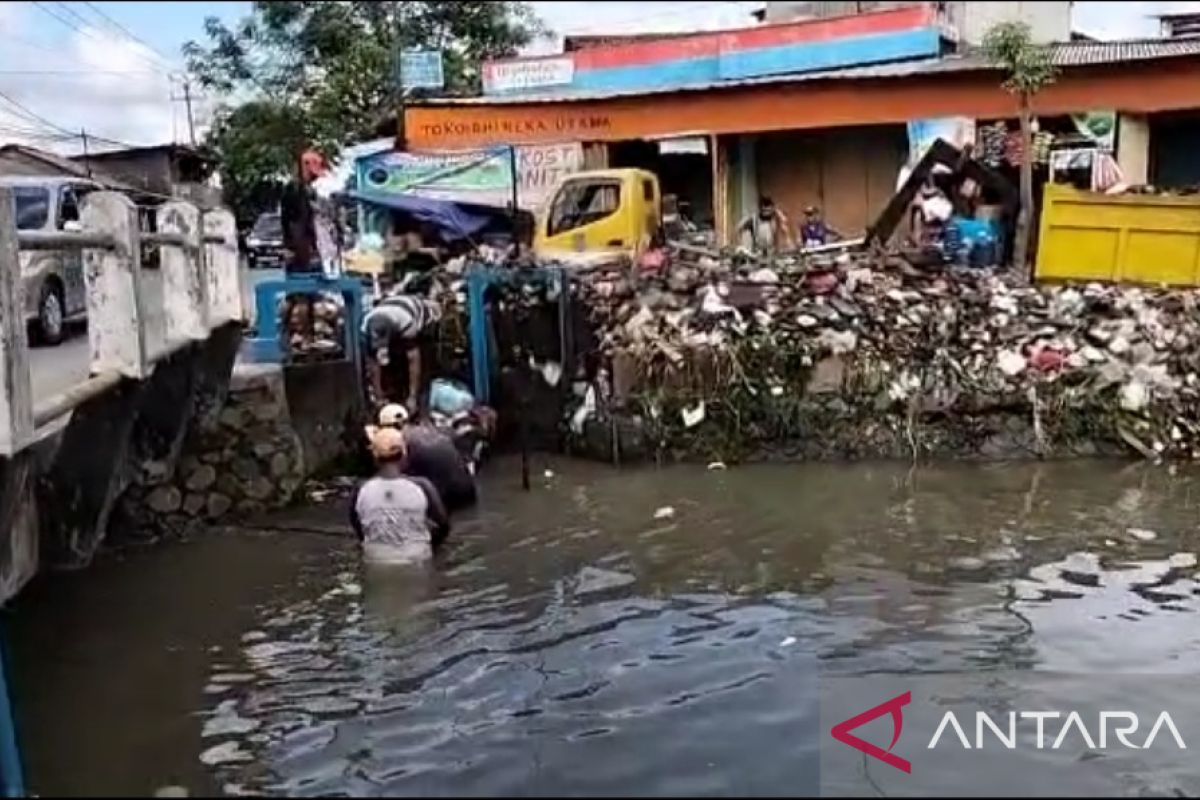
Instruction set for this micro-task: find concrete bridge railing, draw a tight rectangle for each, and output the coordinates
[0,189,246,601]
[0,190,243,455]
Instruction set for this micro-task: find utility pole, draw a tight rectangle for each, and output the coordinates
[80,128,91,177]
[394,0,406,149]
[182,77,196,147]
[169,74,198,146]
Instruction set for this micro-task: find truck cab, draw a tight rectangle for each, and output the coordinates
[533,168,662,264]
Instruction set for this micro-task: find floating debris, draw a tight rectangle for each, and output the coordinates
[1168,552,1197,569]
[653,506,677,520]
[199,741,253,766]
[1127,527,1158,542]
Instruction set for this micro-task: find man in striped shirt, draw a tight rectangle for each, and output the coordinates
[362,292,443,414]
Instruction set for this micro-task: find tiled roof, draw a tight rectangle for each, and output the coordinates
[417,38,1200,106]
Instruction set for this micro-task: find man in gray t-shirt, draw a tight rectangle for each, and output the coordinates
[350,427,449,564]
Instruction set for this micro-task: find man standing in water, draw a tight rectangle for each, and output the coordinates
[377,405,479,513]
[351,426,450,564]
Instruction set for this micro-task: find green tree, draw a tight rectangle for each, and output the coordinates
[982,21,1058,273]
[185,1,542,221]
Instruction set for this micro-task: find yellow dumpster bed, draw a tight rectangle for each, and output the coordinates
[1035,184,1200,286]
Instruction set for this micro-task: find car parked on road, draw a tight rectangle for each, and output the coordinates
[2,175,103,346]
[245,211,285,269]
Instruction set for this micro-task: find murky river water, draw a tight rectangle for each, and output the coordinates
[9,458,1200,796]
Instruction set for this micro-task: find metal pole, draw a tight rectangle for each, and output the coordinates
[520,378,531,491]
[394,1,406,149]
[0,623,25,798]
[80,129,91,178]
[183,78,197,147]
[509,145,520,257]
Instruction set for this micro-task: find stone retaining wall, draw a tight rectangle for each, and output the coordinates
[118,364,308,539]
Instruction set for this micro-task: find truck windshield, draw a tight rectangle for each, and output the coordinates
[547,180,621,237]
[13,186,50,231]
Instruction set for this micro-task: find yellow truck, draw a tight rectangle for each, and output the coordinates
[1035,183,1200,286]
[533,168,662,264]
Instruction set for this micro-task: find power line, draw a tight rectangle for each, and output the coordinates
[0,90,76,137]
[0,32,66,58]
[30,1,172,76]
[0,32,152,75]
[79,0,179,71]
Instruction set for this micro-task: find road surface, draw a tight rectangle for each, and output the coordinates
[30,330,90,404]
[29,267,282,409]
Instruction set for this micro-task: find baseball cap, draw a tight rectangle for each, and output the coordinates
[378,404,410,427]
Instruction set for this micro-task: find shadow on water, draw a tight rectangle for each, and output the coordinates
[8,457,1200,795]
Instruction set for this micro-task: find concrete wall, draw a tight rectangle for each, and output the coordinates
[762,2,1073,44]
[952,1,1071,44]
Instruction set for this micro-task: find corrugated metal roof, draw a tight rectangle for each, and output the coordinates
[415,38,1200,106]
[1050,38,1200,65]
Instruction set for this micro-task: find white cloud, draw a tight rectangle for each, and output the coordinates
[1073,0,1200,38]
[0,15,196,154]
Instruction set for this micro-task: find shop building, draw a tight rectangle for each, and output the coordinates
[405,6,1200,246]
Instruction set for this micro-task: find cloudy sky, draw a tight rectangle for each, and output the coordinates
[0,1,1194,154]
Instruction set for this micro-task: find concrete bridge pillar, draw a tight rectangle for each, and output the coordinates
[0,189,39,594]
[0,188,33,457]
[81,192,148,380]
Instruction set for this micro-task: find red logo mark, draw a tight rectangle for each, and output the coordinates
[830,691,912,773]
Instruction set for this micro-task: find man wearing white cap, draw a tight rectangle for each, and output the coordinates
[376,404,478,512]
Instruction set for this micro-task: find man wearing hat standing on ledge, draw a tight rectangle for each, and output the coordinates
[280,149,331,274]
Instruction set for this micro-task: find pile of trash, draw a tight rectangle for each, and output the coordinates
[278,293,347,361]
[564,244,1200,462]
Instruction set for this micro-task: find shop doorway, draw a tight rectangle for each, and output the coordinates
[608,138,714,230]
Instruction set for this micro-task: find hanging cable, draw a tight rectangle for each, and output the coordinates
[78,1,180,71]
[30,1,172,76]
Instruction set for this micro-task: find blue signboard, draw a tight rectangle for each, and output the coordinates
[400,50,444,90]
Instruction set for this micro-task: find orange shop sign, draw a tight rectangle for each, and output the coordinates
[408,109,614,148]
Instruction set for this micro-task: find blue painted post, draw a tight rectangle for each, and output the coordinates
[0,626,24,798]
[467,268,491,405]
[248,275,365,374]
